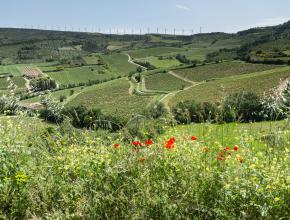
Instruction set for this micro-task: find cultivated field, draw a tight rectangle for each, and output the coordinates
[127,47,184,58]
[66,78,156,120]
[170,67,290,106]
[20,66,44,78]
[174,62,283,82]
[145,72,191,91]
[46,66,113,85]
[102,53,136,74]
[136,56,181,69]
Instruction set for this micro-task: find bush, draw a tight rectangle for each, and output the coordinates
[172,100,198,124]
[59,95,67,102]
[30,77,57,92]
[145,102,167,119]
[62,105,123,132]
[0,95,19,115]
[196,102,221,123]
[39,96,64,123]
[223,91,262,122]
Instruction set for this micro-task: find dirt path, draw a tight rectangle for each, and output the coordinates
[159,81,205,111]
[128,80,135,95]
[24,77,32,91]
[168,71,196,84]
[125,53,147,70]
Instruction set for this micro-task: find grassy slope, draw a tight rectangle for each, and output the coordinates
[127,47,184,58]
[145,72,191,91]
[102,53,136,74]
[22,86,85,104]
[170,67,290,106]
[66,78,155,120]
[174,62,283,82]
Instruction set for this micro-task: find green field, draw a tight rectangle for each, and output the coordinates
[127,47,184,58]
[47,66,113,85]
[66,78,156,120]
[102,53,136,74]
[170,67,290,106]
[83,55,99,65]
[0,65,22,76]
[174,62,283,82]
[136,56,181,68]
[145,72,191,91]
[22,86,85,104]
[0,76,26,92]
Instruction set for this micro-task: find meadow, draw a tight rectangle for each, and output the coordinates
[0,116,288,219]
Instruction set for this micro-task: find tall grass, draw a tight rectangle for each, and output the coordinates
[0,117,289,219]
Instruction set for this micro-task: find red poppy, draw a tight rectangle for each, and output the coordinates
[165,137,175,149]
[145,139,153,146]
[191,136,197,141]
[233,146,239,151]
[132,141,144,147]
[224,147,230,151]
[113,143,120,149]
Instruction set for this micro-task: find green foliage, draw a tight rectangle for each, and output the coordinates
[0,95,19,115]
[145,101,167,119]
[223,92,262,122]
[30,77,57,92]
[0,117,289,219]
[39,96,64,123]
[62,105,122,132]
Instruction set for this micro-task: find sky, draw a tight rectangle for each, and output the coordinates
[1,0,290,34]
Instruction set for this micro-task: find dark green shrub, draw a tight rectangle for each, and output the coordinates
[172,100,198,124]
[145,102,167,119]
[196,102,221,123]
[223,92,262,122]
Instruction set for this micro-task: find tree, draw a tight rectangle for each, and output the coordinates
[30,77,57,92]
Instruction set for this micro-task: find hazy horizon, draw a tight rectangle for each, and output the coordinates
[1,0,290,34]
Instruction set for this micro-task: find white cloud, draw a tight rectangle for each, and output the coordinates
[176,4,191,11]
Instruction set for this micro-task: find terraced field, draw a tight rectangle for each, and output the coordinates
[102,53,136,74]
[174,62,283,82]
[127,47,184,58]
[145,72,191,91]
[67,78,156,120]
[169,67,290,106]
